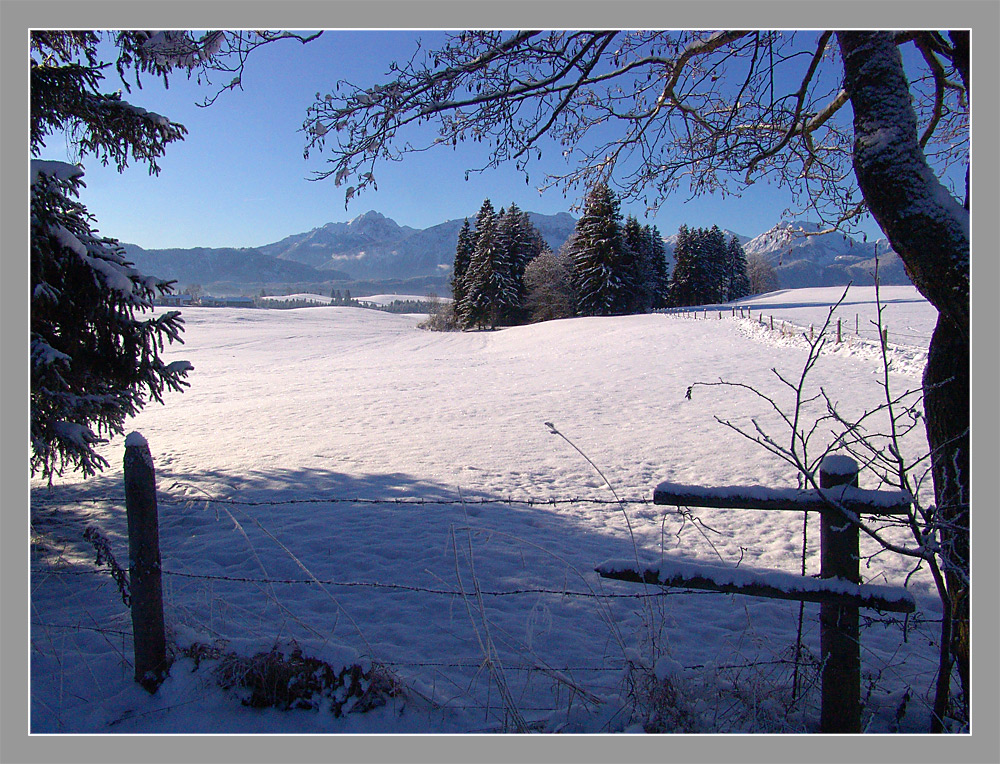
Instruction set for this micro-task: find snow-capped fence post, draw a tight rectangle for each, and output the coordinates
[123,432,168,693]
[837,318,842,344]
[819,455,861,734]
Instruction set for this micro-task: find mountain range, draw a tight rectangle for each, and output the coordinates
[123,210,911,296]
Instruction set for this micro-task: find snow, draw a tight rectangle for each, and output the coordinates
[139,31,222,70]
[124,432,148,448]
[50,421,96,447]
[30,286,945,734]
[596,557,916,609]
[50,225,88,258]
[81,254,135,297]
[30,159,84,186]
[820,453,859,477]
[360,293,451,306]
[31,338,70,367]
[652,480,910,513]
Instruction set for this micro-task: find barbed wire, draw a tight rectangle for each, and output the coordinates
[29,620,930,685]
[157,495,656,508]
[30,565,708,600]
[31,565,943,625]
[23,621,852,678]
[31,494,657,509]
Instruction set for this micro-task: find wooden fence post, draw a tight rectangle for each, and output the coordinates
[123,432,168,693]
[819,455,861,733]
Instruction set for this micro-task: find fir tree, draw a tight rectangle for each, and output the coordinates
[498,203,547,324]
[668,225,733,307]
[570,182,633,316]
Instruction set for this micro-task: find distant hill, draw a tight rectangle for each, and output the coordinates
[120,243,348,289]
[259,209,579,281]
[121,212,913,296]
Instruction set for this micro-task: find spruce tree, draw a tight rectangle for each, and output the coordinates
[570,182,633,316]
[461,199,518,329]
[668,225,697,307]
[644,224,671,310]
[726,235,752,301]
[30,31,194,478]
[497,204,549,324]
[451,217,475,310]
[621,215,650,313]
[704,225,730,304]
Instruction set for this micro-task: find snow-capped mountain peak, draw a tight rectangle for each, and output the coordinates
[743,220,874,267]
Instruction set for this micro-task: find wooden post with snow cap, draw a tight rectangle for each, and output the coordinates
[123,432,168,693]
[819,454,861,733]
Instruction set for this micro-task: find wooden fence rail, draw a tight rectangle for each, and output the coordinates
[598,454,915,734]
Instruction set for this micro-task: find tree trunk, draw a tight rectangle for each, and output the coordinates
[924,315,971,718]
[837,31,970,727]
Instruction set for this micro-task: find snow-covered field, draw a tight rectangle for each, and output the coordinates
[30,286,947,735]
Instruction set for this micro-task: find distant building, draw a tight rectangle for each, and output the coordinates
[199,296,256,308]
[158,294,193,306]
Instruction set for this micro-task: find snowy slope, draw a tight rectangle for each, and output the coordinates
[30,286,944,735]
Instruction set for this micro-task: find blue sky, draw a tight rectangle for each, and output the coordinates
[46,30,894,250]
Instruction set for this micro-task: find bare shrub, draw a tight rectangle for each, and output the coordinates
[185,641,402,716]
[418,296,460,331]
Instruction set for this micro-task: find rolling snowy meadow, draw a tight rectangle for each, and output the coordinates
[29,285,946,734]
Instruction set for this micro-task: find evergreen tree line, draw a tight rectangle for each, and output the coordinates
[441,182,753,330]
[668,224,752,307]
